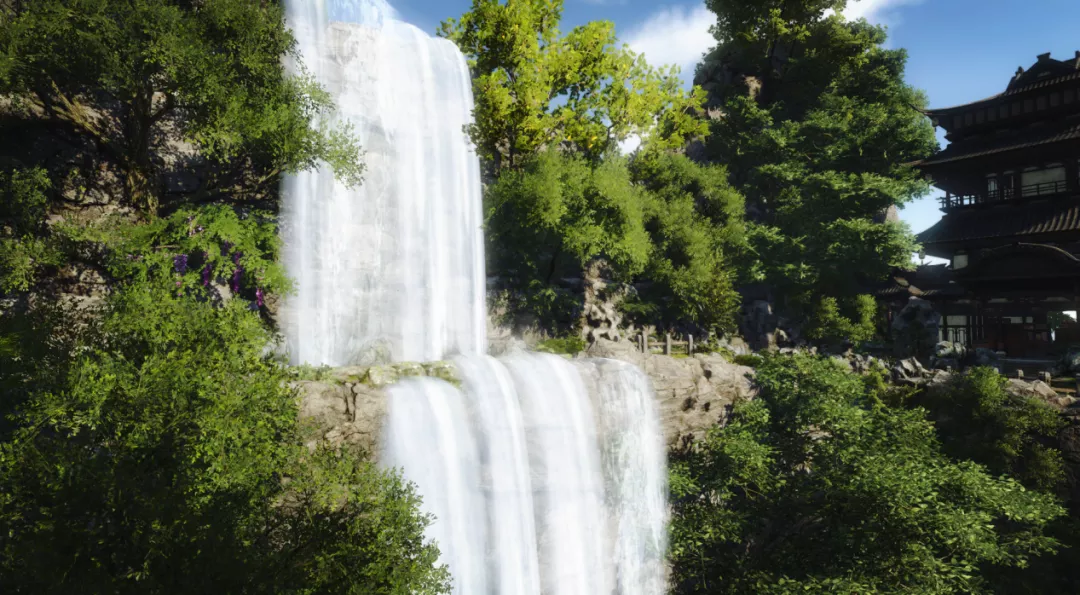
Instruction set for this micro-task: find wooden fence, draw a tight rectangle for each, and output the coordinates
[638,332,698,356]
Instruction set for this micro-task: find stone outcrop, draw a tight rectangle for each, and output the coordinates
[740,299,797,351]
[583,339,757,450]
[891,297,941,358]
[296,340,757,456]
[292,361,456,458]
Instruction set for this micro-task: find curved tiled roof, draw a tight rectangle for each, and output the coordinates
[918,199,1080,245]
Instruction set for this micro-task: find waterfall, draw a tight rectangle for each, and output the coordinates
[281,2,668,593]
[383,377,489,594]
[382,353,666,595]
[281,0,486,366]
[585,359,669,595]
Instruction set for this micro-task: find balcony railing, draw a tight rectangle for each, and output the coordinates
[939,180,1071,209]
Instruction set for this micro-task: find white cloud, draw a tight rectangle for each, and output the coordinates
[620,5,716,86]
[835,0,926,25]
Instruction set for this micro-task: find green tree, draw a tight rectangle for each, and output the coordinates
[920,367,1066,493]
[629,151,746,334]
[911,367,1079,594]
[696,2,938,339]
[669,354,1066,594]
[439,0,707,173]
[0,0,361,213]
[485,149,652,327]
[0,285,449,594]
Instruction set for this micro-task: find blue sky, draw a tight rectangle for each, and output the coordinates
[375,0,1080,243]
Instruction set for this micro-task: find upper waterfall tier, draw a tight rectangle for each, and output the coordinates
[281,1,486,366]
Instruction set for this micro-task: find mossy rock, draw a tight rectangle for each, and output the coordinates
[423,361,459,385]
[363,365,400,387]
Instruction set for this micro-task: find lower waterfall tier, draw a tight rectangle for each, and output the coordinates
[381,352,668,595]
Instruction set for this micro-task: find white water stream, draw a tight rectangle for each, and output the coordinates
[281,0,485,366]
[281,2,668,594]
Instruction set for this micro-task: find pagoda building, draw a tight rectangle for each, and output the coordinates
[890,51,1080,357]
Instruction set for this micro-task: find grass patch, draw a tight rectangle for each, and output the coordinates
[536,336,587,355]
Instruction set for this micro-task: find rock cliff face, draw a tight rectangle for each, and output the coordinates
[295,341,757,457]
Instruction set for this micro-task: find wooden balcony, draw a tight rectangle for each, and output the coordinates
[939,179,1071,210]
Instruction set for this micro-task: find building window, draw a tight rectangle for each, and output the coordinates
[1066,88,1076,104]
[976,109,985,123]
[1012,101,1022,115]
[1021,164,1066,196]
[1024,98,1035,113]
[953,115,962,129]
[965,112,974,125]
[1051,92,1061,107]
[1002,171,1015,199]
[952,253,969,269]
[999,104,1009,118]
[1037,95,1048,110]
[987,174,999,199]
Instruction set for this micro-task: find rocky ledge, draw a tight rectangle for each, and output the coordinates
[295,341,757,457]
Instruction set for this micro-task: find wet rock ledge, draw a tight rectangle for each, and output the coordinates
[294,343,757,458]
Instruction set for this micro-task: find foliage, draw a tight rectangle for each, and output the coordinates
[669,353,1066,594]
[629,152,746,334]
[0,285,449,594]
[802,294,878,345]
[535,335,586,355]
[484,148,651,321]
[439,0,707,172]
[697,2,937,335]
[0,0,361,213]
[1047,310,1076,331]
[66,204,291,305]
[918,367,1067,493]
[0,167,64,293]
[732,353,764,367]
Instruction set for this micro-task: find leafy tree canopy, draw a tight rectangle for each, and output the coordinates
[669,354,1066,594]
[696,1,938,340]
[0,0,361,213]
[0,285,449,594]
[629,151,746,333]
[439,0,707,172]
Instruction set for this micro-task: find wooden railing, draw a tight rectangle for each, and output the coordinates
[939,179,1070,210]
[637,332,698,356]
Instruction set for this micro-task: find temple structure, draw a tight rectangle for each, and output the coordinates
[881,51,1080,358]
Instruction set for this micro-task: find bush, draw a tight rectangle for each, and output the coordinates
[535,335,587,355]
[669,354,1066,594]
[732,353,764,367]
[0,286,449,594]
[920,367,1066,493]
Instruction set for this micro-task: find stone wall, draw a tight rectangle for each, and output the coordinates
[295,341,757,457]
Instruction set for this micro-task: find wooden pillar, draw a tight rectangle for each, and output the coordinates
[665,333,672,356]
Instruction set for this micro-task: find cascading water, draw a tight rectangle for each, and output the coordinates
[282,1,668,593]
[281,0,485,366]
[382,352,667,595]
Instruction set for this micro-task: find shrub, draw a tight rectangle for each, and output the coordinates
[669,354,1066,594]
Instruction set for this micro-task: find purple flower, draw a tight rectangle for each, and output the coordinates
[231,266,243,293]
[173,254,188,274]
[201,263,212,287]
[256,288,264,307]
[175,280,182,287]
[232,251,242,265]
[221,241,232,256]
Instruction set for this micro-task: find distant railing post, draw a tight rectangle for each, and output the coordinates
[688,334,694,355]
[639,333,646,353]
[665,333,672,356]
